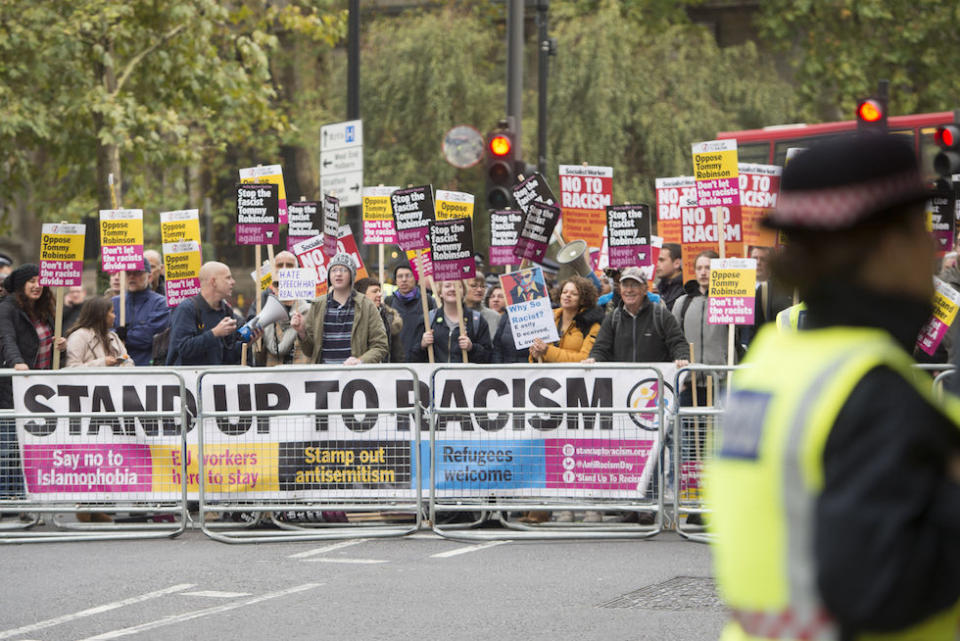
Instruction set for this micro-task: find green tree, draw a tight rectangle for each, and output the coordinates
[755,0,960,120]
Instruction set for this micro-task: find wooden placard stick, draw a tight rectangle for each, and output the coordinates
[455,289,468,363]
[254,244,263,358]
[716,207,736,367]
[689,342,699,408]
[108,173,128,328]
[415,249,434,363]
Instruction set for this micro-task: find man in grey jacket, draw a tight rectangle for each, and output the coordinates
[584,267,689,365]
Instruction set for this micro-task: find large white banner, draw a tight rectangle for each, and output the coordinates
[12,364,676,500]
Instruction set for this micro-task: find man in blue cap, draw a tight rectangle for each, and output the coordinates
[113,257,169,366]
[710,135,960,640]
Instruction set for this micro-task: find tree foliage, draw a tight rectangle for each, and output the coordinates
[755,0,960,120]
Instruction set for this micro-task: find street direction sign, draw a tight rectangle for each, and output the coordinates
[320,119,363,207]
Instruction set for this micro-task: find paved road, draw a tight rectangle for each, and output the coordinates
[0,527,723,641]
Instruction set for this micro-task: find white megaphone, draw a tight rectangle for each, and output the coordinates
[237,295,289,342]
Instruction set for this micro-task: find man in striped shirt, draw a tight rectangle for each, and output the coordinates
[291,253,388,365]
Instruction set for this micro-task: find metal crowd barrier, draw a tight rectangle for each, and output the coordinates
[194,365,423,543]
[0,368,189,544]
[672,364,742,544]
[427,363,669,541]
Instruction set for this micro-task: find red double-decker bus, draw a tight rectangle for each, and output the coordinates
[717,110,959,183]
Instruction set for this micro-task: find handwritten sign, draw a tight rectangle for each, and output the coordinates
[275,268,318,300]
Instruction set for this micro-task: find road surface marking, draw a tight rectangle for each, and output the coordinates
[0,583,195,640]
[76,583,323,640]
[287,538,367,559]
[430,541,507,558]
[180,591,251,598]
[303,558,388,564]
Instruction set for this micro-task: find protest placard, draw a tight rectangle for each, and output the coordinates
[391,185,434,251]
[99,209,144,273]
[159,209,201,245]
[707,258,757,326]
[489,209,524,267]
[514,201,561,264]
[323,194,340,257]
[406,248,433,281]
[162,241,202,306]
[927,191,955,255]
[512,173,557,215]
[275,268,318,300]
[286,201,322,251]
[606,204,651,269]
[639,236,663,282]
[739,164,781,249]
[682,143,744,280]
[240,164,287,223]
[655,176,696,245]
[39,223,85,288]
[917,278,960,356]
[558,165,613,247]
[435,190,475,221]
[293,225,368,297]
[250,259,273,292]
[362,186,398,244]
[500,267,559,350]
[236,183,280,246]
[430,218,475,281]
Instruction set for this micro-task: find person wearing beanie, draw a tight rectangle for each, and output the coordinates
[112,257,169,366]
[0,264,66,498]
[709,135,960,640]
[384,263,436,359]
[291,253,387,364]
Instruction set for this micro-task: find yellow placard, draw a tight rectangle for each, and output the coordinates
[709,268,755,297]
[163,250,201,281]
[161,218,201,244]
[40,233,84,262]
[693,149,739,182]
[150,444,279,493]
[100,218,144,246]
[362,196,393,222]
[435,190,475,221]
[933,291,960,325]
[241,168,287,202]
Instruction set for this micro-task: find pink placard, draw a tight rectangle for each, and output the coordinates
[544,438,656,491]
[22,443,153,494]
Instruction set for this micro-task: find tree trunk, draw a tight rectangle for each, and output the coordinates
[95,40,122,211]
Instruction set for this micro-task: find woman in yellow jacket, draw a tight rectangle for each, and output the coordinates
[528,276,604,364]
[524,276,603,524]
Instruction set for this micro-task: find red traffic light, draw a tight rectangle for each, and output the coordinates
[489,134,512,157]
[935,125,960,149]
[856,99,884,123]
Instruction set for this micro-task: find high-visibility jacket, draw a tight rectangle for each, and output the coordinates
[775,303,807,332]
[708,325,960,641]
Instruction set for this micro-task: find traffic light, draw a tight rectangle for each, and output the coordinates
[485,124,517,210]
[856,97,887,133]
[934,125,960,178]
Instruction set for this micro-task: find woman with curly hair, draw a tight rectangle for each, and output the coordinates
[528,275,603,363]
[65,296,132,368]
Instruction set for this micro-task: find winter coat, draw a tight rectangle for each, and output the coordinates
[112,288,169,366]
[656,273,685,311]
[407,307,492,364]
[0,295,55,408]
[491,313,528,363]
[588,298,689,363]
[534,306,604,363]
[65,328,133,368]
[672,280,730,366]
[385,289,436,359]
[301,291,388,364]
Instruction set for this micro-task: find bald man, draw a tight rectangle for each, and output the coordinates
[166,261,248,365]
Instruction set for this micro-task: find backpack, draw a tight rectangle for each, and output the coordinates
[610,299,667,339]
[151,295,206,366]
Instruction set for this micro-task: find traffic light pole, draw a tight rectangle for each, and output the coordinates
[536,0,553,174]
[507,0,524,161]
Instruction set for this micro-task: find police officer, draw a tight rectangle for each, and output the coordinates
[709,135,960,640]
